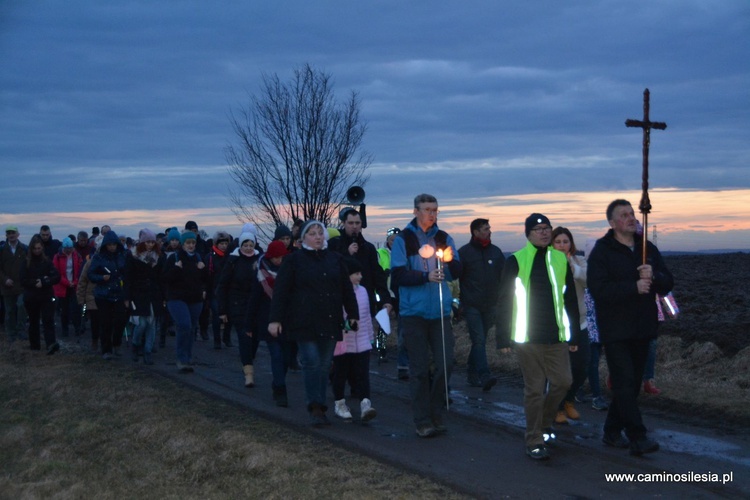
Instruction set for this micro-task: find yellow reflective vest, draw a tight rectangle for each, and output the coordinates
[511,242,571,344]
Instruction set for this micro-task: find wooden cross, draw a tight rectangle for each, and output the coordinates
[625,88,667,262]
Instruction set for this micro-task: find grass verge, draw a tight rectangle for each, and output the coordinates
[0,344,466,499]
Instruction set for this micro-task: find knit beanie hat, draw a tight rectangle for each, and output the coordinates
[299,220,327,240]
[525,213,551,236]
[167,228,181,242]
[274,224,292,240]
[239,231,256,246]
[180,231,197,245]
[344,256,362,275]
[62,237,74,248]
[138,228,157,243]
[265,240,289,259]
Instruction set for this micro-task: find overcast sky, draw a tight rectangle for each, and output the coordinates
[1,1,748,251]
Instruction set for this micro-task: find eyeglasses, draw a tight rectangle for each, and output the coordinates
[419,208,439,215]
[531,226,552,233]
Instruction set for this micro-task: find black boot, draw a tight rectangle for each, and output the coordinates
[273,386,288,407]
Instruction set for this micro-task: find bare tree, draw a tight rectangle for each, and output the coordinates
[226,64,371,238]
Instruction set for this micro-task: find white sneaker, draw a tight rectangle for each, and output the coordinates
[334,399,352,419]
[360,398,377,422]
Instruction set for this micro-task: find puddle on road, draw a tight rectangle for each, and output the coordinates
[451,389,750,467]
[654,429,750,467]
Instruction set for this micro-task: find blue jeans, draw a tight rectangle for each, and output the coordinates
[132,314,156,354]
[396,318,409,368]
[3,294,27,341]
[464,306,493,383]
[267,338,291,389]
[401,315,454,427]
[297,338,336,411]
[167,300,203,364]
[588,341,603,398]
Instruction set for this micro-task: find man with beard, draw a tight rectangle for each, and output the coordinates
[458,218,505,391]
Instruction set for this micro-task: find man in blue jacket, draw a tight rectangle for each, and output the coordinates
[391,194,461,438]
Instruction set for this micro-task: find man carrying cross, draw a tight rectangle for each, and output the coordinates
[587,200,673,456]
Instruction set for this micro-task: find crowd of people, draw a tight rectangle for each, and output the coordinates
[1,195,673,460]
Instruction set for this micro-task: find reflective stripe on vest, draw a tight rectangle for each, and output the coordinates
[511,242,571,343]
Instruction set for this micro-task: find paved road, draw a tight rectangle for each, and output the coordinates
[133,336,748,499]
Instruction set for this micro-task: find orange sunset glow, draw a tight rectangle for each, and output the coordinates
[3,188,748,253]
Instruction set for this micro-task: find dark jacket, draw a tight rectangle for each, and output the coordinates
[245,256,282,342]
[328,231,391,314]
[88,245,129,302]
[206,245,230,299]
[125,251,165,316]
[458,237,505,312]
[216,250,261,321]
[0,241,28,296]
[269,247,358,342]
[20,256,60,302]
[587,230,673,344]
[161,249,207,303]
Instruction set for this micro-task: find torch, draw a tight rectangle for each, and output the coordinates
[435,248,450,411]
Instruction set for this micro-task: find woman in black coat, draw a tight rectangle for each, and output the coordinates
[125,228,165,365]
[217,230,262,387]
[268,221,359,426]
[20,235,60,354]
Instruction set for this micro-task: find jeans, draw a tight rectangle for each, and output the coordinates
[25,297,56,350]
[588,342,603,398]
[297,338,336,411]
[210,297,231,345]
[464,306,493,383]
[167,300,203,364]
[561,331,590,406]
[57,287,81,335]
[515,342,572,447]
[3,294,27,341]
[603,338,650,441]
[266,338,291,389]
[132,314,156,354]
[401,315,454,427]
[396,318,409,368]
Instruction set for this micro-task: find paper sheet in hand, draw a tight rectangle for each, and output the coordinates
[375,309,391,335]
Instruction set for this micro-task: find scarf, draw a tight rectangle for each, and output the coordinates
[257,257,279,299]
[212,245,225,257]
[133,248,159,267]
[475,237,491,248]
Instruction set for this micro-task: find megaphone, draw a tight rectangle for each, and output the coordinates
[346,186,365,205]
[339,185,367,228]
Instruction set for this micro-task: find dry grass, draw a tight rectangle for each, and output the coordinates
[0,344,466,500]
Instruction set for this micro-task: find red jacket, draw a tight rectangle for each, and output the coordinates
[52,250,84,298]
